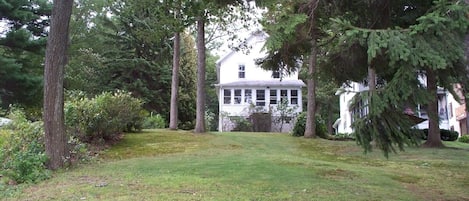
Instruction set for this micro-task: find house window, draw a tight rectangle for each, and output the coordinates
[256,89,265,106]
[234,89,242,104]
[244,89,252,104]
[238,65,245,78]
[352,99,368,122]
[280,90,288,104]
[272,70,280,78]
[224,89,231,104]
[291,90,298,105]
[270,89,277,104]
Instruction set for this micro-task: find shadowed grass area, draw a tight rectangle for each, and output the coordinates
[2,130,469,201]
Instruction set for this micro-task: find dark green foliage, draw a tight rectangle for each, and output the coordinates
[66,2,199,125]
[351,91,423,158]
[329,133,355,141]
[420,129,459,141]
[292,112,327,139]
[64,91,145,143]
[0,109,50,184]
[329,0,469,155]
[0,0,51,110]
[142,113,166,129]
[179,120,196,131]
[205,54,220,131]
[231,117,253,132]
[250,113,272,132]
[458,135,469,143]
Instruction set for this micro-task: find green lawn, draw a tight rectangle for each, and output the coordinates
[2,129,469,201]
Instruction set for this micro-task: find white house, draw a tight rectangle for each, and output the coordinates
[216,31,305,132]
[0,117,12,127]
[335,79,465,136]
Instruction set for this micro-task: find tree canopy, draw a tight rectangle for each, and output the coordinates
[0,0,51,110]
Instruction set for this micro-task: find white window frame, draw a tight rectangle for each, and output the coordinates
[256,89,266,106]
[238,64,245,78]
[244,89,252,104]
[291,89,299,105]
[223,89,231,104]
[270,89,278,105]
[234,89,242,104]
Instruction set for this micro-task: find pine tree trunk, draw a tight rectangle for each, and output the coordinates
[43,0,73,170]
[423,69,444,148]
[368,67,376,94]
[194,17,206,133]
[304,39,317,138]
[169,32,181,130]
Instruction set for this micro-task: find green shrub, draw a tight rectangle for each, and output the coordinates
[0,129,9,147]
[205,110,216,132]
[329,133,355,141]
[458,135,469,143]
[420,129,459,141]
[67,136,92,165]
[179,120,195,130]
[250,113,271,132]
[232,116,253,132]
[0,110,50,184]
[142,113,166,129]
[292,112,328,139]
[65,90,146,143]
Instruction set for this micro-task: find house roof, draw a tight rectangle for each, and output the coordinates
[216,30,268,65]
[216,80,305,88]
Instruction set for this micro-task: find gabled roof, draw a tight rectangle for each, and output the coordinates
[216,80,305,88]
[216,30,268,65]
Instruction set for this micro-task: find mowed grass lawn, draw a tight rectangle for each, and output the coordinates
[2,129,469,201]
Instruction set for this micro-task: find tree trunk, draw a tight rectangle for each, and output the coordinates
[169,31,181,130]
[368,67,376,94]
[423,69,444,148]
[194,16,206,133]
[43,0,73,170]
[304,39,317,138]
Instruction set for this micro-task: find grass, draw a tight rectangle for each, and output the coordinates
[2,129,469,201]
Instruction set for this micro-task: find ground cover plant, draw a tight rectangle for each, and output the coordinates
[2,130,469,201]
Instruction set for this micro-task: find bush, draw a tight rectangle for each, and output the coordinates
[142,113,166,129]
[0,109,50,184]
[458,135,469,143]
[0,129,9,147]
[232,116,253,132]
[65,90,146,143]
[420,129,459,141]
[179,120,195,130]
[292,112,328,139]
[329,133,355,141]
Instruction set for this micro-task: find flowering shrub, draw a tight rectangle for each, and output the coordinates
[0,109,50,184]
[65,90,145,143]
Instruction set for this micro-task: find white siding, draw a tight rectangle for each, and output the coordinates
[336,81,463,135]
[218,33,300,85]
[216,31,304,132]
